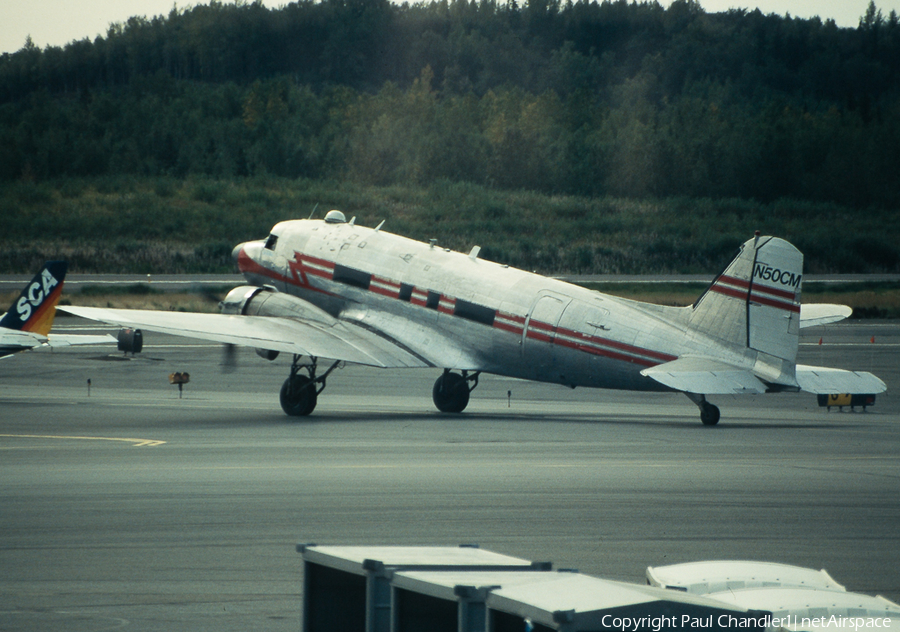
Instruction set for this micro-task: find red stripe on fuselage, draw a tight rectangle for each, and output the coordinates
[437,296,456,314]
[238,249,284,282]
[526,330,554,344]
[554,337,659,367]
[493,321,524,335]
[493,311,525,335]
[371,275,401,298]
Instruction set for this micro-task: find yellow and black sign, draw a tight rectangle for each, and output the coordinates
[168,372,190,385]
[817,394,876,410]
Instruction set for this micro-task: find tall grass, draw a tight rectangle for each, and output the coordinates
[0,176,897,275]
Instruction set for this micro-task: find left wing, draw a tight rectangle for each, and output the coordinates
[640,357,768,394]
[60,306,430,369]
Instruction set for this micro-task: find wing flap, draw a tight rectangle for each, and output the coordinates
[795,364,887,394]
[799,304,853,328]
[59,306,428,368]
[641,357,769,394]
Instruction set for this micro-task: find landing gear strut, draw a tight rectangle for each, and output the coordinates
[686,393,720,426]
[280,355,340,416]
[432,370,480,413]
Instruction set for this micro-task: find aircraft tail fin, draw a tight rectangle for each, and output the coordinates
[0,261,68,336]
[689,235,802,364]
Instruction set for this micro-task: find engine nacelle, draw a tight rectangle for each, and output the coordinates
[117,328,143,353]
[256,348,279,361]
[220,285,337,324]
[219,285,338,362]
[220,285,273,315]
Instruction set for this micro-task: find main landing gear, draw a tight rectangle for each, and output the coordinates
[280,355,341,416]
[686,393,720,426]
[432,369,481,413]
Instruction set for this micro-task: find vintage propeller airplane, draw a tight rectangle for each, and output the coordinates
[62,212,885,424]
[1,261,115,358]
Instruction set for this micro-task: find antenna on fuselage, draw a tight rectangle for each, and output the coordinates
[375,220,385,232]
[307,203,319,220]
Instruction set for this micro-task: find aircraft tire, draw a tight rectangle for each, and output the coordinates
[432,372,469,413]
[280,375,317,416]
[700,402,720,426]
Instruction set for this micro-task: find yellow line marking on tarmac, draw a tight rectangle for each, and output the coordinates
[0,434,165,447]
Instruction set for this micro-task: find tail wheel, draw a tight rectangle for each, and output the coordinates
[700,402,720,426]
[280,374,318,416]
[433,372,470,413]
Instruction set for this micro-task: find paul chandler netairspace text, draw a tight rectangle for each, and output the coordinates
[600,614,894,631]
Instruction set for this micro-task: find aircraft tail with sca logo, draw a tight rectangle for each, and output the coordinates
[0,261,68,336]
[1,261,115,358]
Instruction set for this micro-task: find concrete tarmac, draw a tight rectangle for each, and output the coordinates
[0,317,898,631]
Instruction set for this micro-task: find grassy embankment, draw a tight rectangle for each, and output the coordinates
[1,176,897,316]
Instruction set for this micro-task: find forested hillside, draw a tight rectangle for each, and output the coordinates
[1,0,898,276]
[3,0,900,206]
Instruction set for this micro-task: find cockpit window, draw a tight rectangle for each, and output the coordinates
[264,234,278,250]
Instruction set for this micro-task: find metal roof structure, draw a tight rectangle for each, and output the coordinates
[646,561,846,595]
[484,573,768,632]
[297,544,548,632]
[706,587,900,631]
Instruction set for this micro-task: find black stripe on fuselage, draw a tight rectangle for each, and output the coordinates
[312,253,668,367]
[333,264,371,289]
[453,299,496,326]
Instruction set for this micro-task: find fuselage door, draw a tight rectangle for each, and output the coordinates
[523,292,571,373]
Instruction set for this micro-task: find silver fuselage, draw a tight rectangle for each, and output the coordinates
[236,218,728,391]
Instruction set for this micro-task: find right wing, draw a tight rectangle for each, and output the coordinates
[642,356,887,395]
[795,364,887,394]
[60,306,430,369]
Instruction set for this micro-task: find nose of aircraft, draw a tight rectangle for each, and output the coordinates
[233,240,265,273]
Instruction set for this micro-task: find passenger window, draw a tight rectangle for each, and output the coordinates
[264,234,278,250]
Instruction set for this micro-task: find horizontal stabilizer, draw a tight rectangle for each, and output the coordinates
[795,364,887,394]
[799,304,852,328]
[641,357,768,394]
[47,334,117,347]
